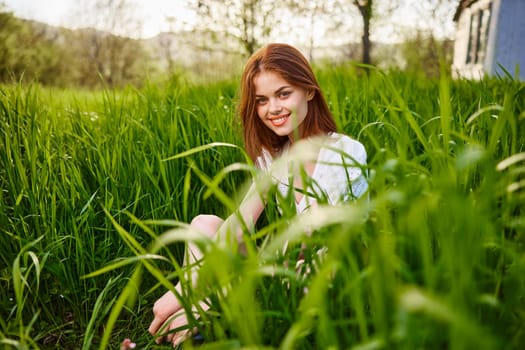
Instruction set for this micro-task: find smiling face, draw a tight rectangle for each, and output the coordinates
[239,43,337,161]
[253,70,314,142]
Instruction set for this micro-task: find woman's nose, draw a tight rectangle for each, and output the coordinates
[269,98,282,115]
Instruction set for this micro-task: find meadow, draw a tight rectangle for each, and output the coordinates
[0,65,524,349]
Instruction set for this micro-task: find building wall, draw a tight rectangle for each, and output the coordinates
[489,0,525,79]
[452,0,497,79]
[453,0,525,80]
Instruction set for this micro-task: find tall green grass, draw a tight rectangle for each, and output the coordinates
[0,67,524,349]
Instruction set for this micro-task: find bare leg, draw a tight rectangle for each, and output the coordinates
[149,214,224,345]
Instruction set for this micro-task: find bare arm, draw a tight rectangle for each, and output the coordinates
[149,179,268,345]
[216,181,267,248]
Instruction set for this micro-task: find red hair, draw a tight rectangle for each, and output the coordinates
[238,43,337,162]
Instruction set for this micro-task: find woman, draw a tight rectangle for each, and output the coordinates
[149,43,368,346]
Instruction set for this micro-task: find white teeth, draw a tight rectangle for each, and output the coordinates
[269,114,289,126]
[270,116,287,126]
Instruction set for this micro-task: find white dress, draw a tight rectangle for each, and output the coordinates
[256,132,368,213]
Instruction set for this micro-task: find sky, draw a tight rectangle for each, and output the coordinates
[2,0,458,43]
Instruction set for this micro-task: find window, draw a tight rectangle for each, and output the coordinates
[466,3,492,64]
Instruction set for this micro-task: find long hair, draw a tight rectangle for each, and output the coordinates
[238,43,337,162]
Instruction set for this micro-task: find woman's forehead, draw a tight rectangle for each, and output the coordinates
[254,71,291,93]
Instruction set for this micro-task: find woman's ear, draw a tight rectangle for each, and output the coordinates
[307,89,315,101]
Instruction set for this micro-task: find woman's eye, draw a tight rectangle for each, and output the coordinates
[279,91,291,98]
[256,98,267,105]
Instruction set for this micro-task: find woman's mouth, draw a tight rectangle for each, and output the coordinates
[270,114,289,127]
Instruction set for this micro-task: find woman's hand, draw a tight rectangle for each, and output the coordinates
[149,289,208,346]
[148,290,184,344]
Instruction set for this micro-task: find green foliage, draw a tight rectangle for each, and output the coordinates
[0,10,156,89]
[400,31,454,79]
[0,12,74,87]
[0,68,524,349]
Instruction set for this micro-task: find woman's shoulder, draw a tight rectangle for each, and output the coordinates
[327,132,367,159]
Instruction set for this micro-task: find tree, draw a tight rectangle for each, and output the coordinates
[348,0,459,68]
[0,9,22,82]
[157,16,180,75]
[340,0,398,66]
[0,8,75,86]
[287,0,377,65]
[401,31,454,78]
[352,0,373,65]
[182,0,285,57]
[67,0,153,87]
[398,0,458,77]
[288,0,457,70]
[285,0,346,62]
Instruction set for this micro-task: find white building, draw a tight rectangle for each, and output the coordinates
[452,0,525,80]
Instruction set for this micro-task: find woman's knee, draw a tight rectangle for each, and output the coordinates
[190,214,223,237]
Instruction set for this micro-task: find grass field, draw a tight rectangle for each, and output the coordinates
[1,66,524,349]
